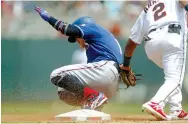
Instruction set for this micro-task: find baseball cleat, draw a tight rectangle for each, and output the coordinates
[142,102,168,120]
[82,92,108,111]
[168,110,188,120]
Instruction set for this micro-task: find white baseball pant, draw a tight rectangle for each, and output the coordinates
[50,60,120,99]
[144,24,187,111]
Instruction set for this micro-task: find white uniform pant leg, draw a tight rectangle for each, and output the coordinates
[144,30,186,109]
[168,34,187,111]
[76,60,120,98]
[153,47,185,106]
[168,87,183,111]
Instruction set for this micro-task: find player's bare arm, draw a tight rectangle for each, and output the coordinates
[119,38,139,88]
[119,9,146,89]
[120,38,137,71]
[124,39,137,58]
[120,10,146,71]
[179,0,188,10]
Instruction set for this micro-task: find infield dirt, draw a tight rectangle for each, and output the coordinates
[2,102,188,124]
[2,113,188,124]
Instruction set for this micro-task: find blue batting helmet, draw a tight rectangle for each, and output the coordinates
[68,16,96,43]
[72,16,96,26]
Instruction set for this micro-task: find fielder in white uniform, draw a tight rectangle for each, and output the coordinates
[120,0,188,120]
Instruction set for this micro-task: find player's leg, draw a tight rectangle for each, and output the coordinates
[57,87,82,106]
[151,33,187,120]
[168,93,188,120]
[150,47,184,104]
[50,64,103,110]
[143,34,168,120]
[144,31,164,68]
[80,61,119,98]
[143,32,186,120]
[142,30,179,120]
[167,35,188,120]
[50,61,119,110]
[77,60,119,110]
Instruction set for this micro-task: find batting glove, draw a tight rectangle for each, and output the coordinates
[35,6,50,22]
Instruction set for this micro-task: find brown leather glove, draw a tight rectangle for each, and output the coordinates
[120,67,142,89]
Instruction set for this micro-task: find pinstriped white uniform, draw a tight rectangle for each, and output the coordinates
[130,0,187,111]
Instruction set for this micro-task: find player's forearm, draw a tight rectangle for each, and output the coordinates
[48,16,67,34]
[123,38,137,67]
[179,1,188,11]
[124,39,137,57]
[48,16,82,37]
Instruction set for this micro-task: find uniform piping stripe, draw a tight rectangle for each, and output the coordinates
[160,33,186,103]
[179,34,186,87]
[58,62,108,75]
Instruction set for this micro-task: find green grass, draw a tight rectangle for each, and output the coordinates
[2,101,188,115]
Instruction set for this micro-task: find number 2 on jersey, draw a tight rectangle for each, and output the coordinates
[153,2,166,21]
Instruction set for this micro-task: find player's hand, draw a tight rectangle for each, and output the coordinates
[35,6,50,22]
[119,65,143,89]
[119,65,131,71]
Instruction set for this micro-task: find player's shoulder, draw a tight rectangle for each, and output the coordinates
[83,23,100,32]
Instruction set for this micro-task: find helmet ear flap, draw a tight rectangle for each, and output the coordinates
[68,37,76,43]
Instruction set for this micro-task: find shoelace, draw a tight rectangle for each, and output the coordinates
[82,94,99,109]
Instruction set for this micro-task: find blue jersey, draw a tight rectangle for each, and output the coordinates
[76,23,122,64]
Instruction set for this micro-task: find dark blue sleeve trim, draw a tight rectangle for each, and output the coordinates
[48,16,83,38]
[49,16,58,27]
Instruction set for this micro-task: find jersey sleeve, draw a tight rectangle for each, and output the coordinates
[74,24,100,40]
[129,11,148,45]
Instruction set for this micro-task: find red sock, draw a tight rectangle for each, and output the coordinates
[83,87,99,101]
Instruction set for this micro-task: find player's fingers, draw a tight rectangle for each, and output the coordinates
[34,6,41,13]
[34,8,40,13]
[35,7,41,12]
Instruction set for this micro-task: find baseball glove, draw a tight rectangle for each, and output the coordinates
[120,68,142,89]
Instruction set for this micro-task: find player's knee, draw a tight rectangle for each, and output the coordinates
[50,69,61,80]
[50,68,67,86]
[50,72,77,88]
[50,68,83,93]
